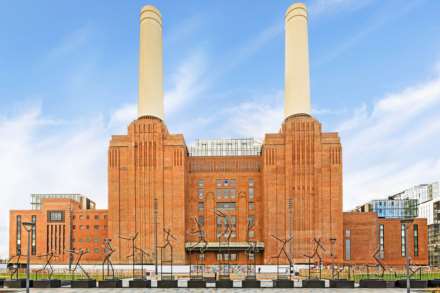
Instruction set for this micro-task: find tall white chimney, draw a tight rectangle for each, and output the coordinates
[284,3,311,118]
[138,5,164,120]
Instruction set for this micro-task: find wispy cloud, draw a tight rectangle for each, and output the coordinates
[309,0,374,16]
[341,75,440,209]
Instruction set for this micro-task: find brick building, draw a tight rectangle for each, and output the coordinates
[9,3,428,267]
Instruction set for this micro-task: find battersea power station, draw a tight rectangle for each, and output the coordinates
[9,3,429,268]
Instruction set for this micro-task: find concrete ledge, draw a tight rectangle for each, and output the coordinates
[274,279,293,288]
[188,279,206,288]
[243,279,261,288]
[302,279,325,288]
[33,279,61,288]
[396,279,427,288]
[98,279,122,288]
[70,279,96,288]
[158,279,178,288]
[330,279,354,288]
[129,279,151,288]
[4,279,33,288]
[429,279,440,287]
[216,279,233,288]
[359,279,395,288]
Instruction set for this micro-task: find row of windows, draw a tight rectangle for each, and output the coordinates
[73,237,102,243]
[72,247,101,254]
[72,225,107,230]
[73,214,107,221]
[197,178,255,188]
[16,215,37,256]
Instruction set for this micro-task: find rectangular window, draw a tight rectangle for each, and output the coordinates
[248,215,255,227]
[94,215,99,220]
[379,224,384,259]
[198,216,205,226]
[198,189,204,200]
[94,225,99,230]
[249,202,255,210]
[198,202,204,211]
[48,211,64,222]
[198,179,204,187]
[248,253,255,260]
[345,239,351,260]
[217,253,222,261]
[31,215,36,255]
[248,230,255,238]
[249,188,254,201]
[401,224,406,257]
[216,189,222,199]
[216,202,236,210]
[414,224,419,257]
[248,178,254,187]
[94,248,100,253]
[231,253,237,261]
[16,215,21,255]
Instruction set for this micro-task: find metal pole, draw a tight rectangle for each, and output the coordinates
[26,229,30,293]
[406,223,410,293]
[154,198,158,275]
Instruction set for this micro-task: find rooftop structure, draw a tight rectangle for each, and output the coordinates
[188,138,262,157]
[31,194,95,210]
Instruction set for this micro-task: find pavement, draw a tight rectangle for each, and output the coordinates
[1,289,429,293]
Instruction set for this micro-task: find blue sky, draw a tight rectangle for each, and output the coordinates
[1,0,440,256]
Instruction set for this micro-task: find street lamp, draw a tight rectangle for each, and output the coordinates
[22,221,35,293]
[401,218,414,293]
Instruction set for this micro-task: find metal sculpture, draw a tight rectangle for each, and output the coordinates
[188,217,208,280]
[35,251,56,280]
[216,210,233,279]
[102,238,115,280]
[246,221,258,279]
[133,247,150,279]
[7,254,21,280]
[119,233,139,279]
[160,228,176,280]
[303,238,325,279]
[65,249,90,280]
[271,235,293,280]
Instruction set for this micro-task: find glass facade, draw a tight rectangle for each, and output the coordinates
[371,199,418,219]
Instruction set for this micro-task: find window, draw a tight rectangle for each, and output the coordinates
[216,189,222,199]
[248,230,255,238]
[249,188,254,201]
[198,189,204,200]
[248,215,255,227]
[249,202,255,210]
[379,224,384,259]
[94,248,100,253]
[345,239,351,260]
[414,224,419,257]
[230,216,237,226]
[216,202,236,210]
[231,253,237,261]
[80,225,85,230]
[79,215,84,220]
[94,225,100,230]
[198,179,204,187]
[104,215,108,220]
[198,216,204,226]
[401,224,407,257]
[72,225,76,230]
[94,238,99,243]
[31,215,36,255]
[48,211,64,222]
[94,215,99,220]
[216,179,222,187]
[216,216,223,227]
[248,253,255,261]
[248,178,254,187]
[198,202,204,211]
[16,215,21,255]
[86,237,91,243]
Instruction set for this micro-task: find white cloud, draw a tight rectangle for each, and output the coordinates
[342,76,440,209]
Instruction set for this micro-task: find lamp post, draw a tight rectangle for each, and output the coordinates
[401,218,414,293]
[22,221,35,293]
